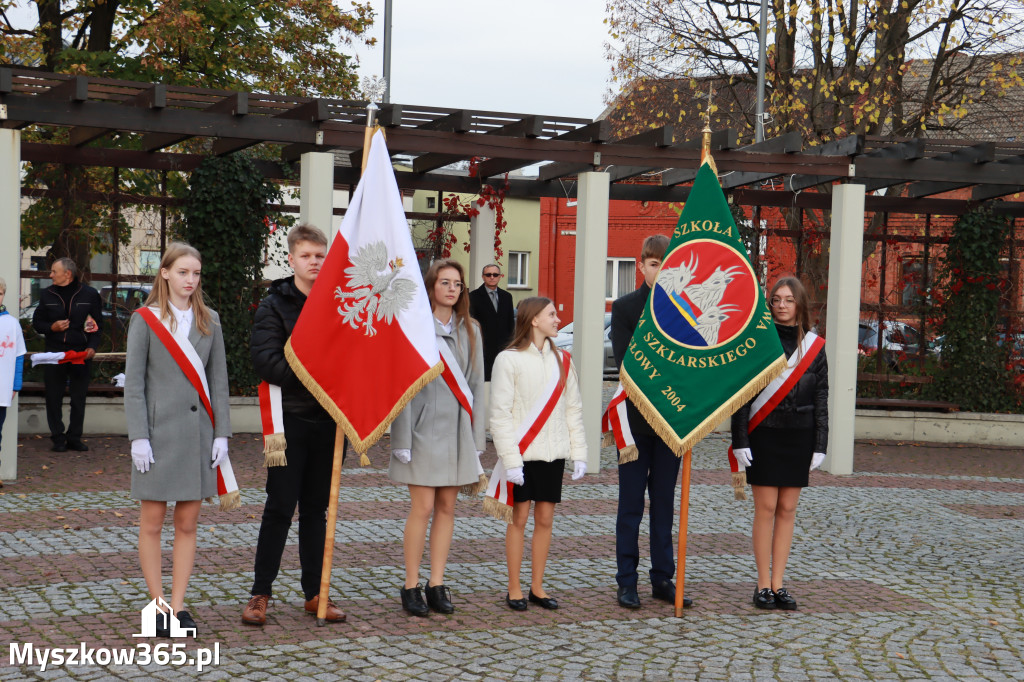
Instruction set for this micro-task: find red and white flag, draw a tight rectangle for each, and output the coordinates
[286,129,442,458]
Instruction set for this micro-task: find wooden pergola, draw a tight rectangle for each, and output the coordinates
[2,67,1023,480]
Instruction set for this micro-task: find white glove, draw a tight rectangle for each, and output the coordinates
[131,438,154,474]
[506,466,525,486]
[211,437,229,469]
[810,452,826,471]
[475,450,485,476]
[571,460,587,480]
[733,447,753,468]
[393,448,412,464]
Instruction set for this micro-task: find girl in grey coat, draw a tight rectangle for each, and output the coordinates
[125,243,231,635]
[390,259,485,616]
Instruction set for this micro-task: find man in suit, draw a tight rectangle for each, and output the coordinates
[610,234,693,610]
[468,263,515,381]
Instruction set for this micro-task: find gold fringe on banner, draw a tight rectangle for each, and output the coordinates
[617,445,639,464]
[263,433,288,468]
[731,470,748,501]
[460,474,489,497]
[621,354,787,457]
[285,339,443,461]
[218,490,241,512]
[482,496,513,524]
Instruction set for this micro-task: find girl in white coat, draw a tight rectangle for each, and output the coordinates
[489,297,587,611]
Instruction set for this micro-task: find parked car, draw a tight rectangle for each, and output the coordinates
[858,319,928,370]
[100,285,152,326]
[554,312,617,376]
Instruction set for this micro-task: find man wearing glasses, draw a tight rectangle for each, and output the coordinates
[468,264,515,382]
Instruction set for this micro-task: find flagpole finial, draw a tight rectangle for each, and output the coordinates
[361,75,388,128]
[701,84,716,170]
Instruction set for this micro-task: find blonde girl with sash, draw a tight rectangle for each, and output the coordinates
[731,276,828,612]
[390,259,485,617]
[125,243,231,636]
[489,297,587,611]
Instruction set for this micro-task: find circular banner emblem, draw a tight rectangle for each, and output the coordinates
[650,239,758,350]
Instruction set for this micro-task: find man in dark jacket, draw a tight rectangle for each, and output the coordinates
[610,235,693,610]
[242,224,347,626]
[32,258,103,452]
[468,263,515,381]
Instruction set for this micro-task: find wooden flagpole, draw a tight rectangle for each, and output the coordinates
[674,448,692,617]
[316,94,381,624]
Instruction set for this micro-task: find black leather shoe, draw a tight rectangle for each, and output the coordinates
[773,587,798,610]
[651,579,693,607]
[506,593,528,611]
[617,585,641,609]
[528,590,558,610]
[154,612,171,638]
[51,441,68,453]
[424,582,455,614]
[176,610,197,635]
[753,587,776,610]
[67,440,89,452]
[400,585,429,617]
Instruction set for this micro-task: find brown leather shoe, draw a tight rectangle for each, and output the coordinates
[304,595,346,623]
[242,594,270,625]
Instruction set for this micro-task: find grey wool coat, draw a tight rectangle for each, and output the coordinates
[124,309,231,501]
[389,316,486,487]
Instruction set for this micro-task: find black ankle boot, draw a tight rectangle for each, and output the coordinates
[400,585,429,617]
[424,583,455,614]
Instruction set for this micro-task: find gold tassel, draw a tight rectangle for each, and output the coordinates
[601,432,615,448]
[617,445,639,464]
[621,355,788,457]
[359,452,371,467]
[460,474,489,497]
[219,490,241,512]
[731,471,748,501]
[482,496,514,524]
[263,433,288,468]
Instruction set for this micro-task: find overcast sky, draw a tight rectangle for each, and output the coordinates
[351,0,615,121]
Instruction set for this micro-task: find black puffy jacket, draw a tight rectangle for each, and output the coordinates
[32,280,104,352]
[731,323,829,453]
[250,276,331,420]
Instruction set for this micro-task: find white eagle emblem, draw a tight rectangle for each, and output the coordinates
[335,241,418,336]
[656,253,746,346]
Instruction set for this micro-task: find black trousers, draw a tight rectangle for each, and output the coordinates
[44,361,91,444]
[615,432,681,588]
[251,414,343,600]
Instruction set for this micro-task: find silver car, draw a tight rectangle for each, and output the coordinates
[554,312,617,376]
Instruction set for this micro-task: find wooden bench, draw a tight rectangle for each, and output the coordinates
[855,397,959,412]
[19,381,124,398]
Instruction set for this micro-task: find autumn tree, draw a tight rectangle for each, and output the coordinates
[2,0,374,265]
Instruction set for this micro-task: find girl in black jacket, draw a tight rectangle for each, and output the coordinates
[731,276,828,611]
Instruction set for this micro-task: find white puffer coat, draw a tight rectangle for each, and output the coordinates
[489,341,587,470]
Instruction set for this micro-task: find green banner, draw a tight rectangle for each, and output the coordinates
[621,162,787,455]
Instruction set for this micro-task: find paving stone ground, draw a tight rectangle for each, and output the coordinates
[0,388,1021,680]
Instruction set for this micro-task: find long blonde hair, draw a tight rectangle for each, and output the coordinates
[143,242,213,335]
[424,259,478,365]
[506,296,567,387]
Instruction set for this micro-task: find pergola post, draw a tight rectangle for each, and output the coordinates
[574,172,610,474]
[824,183,866,475]
[468,203,496,289]
[1,129,21,482]
[299,152,335,243]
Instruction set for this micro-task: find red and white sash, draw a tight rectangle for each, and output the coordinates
[30,350,91,367]
[136,307,240,510]
[728,331,825,499]
[258,381,287,467]
[601,383,638,464]
[483,349,571,522]
[437,336,473,420]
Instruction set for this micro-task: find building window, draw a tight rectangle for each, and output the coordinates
[606,258,636,300]
[139,249,161,276]
[426,196,436,210]
[900,257,934,307]
[508,251,529,288]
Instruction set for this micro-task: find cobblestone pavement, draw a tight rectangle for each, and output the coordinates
[0,391,1021,680]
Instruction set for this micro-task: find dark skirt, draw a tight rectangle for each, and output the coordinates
[514,459,566,503]
[745,426,814,488]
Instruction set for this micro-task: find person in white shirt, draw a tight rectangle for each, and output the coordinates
[0,276,27,487]
[489,297,587,611]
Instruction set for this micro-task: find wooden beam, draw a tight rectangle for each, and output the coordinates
[0,68,12,94]
[417,110,472,132]
[537,125,676,182]
[612,128,737,183]
[141,92,248,152]
[413,115,547,174]
[905,143,1000,197]
[69,84,167,147]
[681,132,805,189]
[42,76,89,102]
[476,120,611,178]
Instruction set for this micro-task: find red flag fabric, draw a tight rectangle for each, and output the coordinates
[286,129,442,455]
